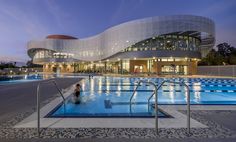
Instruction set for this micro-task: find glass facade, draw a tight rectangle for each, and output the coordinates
[121,34,201,52]
[161,65,188,75]
[34,50,74,59]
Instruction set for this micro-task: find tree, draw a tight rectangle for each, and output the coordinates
[217,42,235,57]
[229,55,236,65]
[198,49,225,65]
[0,62,17,69]
[229,49,236,64]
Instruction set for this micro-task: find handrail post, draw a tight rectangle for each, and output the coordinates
[37,84,40,138]
[152,82,158,135]
[154,80,191,134]
[36,79,66,138]
[129,80,159,135]
[182,83,190,134]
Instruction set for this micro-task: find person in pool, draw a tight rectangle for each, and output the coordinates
[73,83,82,104]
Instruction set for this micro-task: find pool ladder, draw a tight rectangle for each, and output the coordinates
[129,80,191,135]
[36,79,66,138]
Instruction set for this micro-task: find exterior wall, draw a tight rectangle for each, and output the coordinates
[152,61,158,73]
[27,15,215,75]
[189,61,198,75]
[28,15,215,62]
[197,65,236,77]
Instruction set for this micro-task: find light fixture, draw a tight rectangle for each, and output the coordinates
[117,58,120,61]
[126,40,129,43]
[134,57,136,60]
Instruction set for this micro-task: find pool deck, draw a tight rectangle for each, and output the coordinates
[1,76,236,141]
[14,85,206,129]
[0,77,81,124]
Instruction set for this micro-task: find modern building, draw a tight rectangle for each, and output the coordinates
[27,15,215,75]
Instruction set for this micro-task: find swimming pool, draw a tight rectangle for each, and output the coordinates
[0,74,45,85]
[48,76,236,118]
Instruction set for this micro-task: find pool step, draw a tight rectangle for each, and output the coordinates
[111,102,148,105]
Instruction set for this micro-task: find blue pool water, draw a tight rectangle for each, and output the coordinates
[48,76,236,118]
[0,74,45,85]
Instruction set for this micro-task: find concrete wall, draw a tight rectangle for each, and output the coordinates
[197,65,236,77]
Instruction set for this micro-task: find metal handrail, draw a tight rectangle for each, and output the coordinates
[129,80,158,134]
[147,91,155,112]
[154,80,191,134]
[129,81,141,111]
[37,79,65,137]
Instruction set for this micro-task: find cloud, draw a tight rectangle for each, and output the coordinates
[110,0,145,25]
[0,2,49,38]
[206,1,235,14]
[43,0,69,32]
[0,1,60,61]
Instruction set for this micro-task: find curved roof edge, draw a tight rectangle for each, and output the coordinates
[46,35,78,39]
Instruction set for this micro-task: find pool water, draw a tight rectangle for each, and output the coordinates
[0,74,44,85]
[48,76,236,118]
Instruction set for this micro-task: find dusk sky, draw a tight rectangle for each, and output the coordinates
[0,0,236,62]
